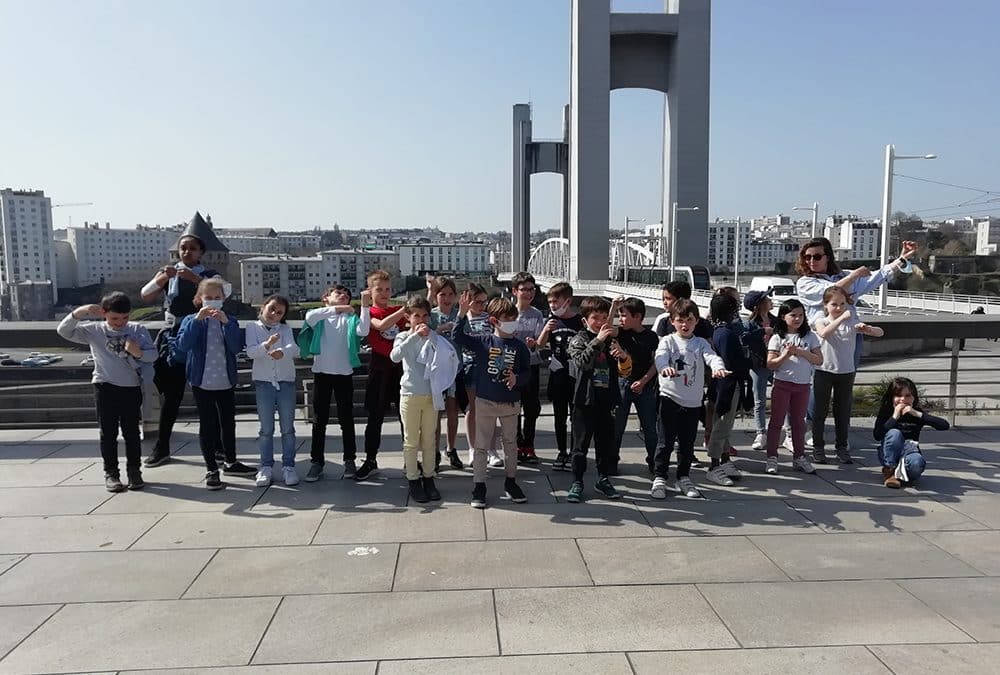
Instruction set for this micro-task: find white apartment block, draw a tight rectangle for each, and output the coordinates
[219,235,281,255]
[65,222,181,287]
[750,214,791,229]
[397,243,490,277]
[825,215,880,260]
[976,217,1000,255]
[0,188,57,317]
[240,250,400,304]
[707,219,798,273]
[278,233,321,251]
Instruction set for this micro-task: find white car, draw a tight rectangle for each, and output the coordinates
[80,356,95,366]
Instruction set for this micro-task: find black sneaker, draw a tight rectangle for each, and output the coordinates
[553,451,569,471]
[813,447,829,464]
[355,459,379,481]
[105,474,125,493]
[471,482,487,508]
[422,476,441,501]
[435,451,442,473]
[409,479,429,503]
[205,471,224,490]
[143,447,170,467]
[223,461,257,476]
[447,449,464,470]
[835,448,854,465]
[594,476,622,500]
[126,471,145,491]
[504,478,527,503]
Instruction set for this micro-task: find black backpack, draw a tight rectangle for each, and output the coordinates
[727,318,764,374]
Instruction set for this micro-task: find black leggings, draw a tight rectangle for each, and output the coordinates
[192,386,236,472]
[311,372,357,465]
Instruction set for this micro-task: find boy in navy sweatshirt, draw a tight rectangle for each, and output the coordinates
[453,291,531,509]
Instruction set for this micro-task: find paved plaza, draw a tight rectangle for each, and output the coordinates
[0,414,998,674]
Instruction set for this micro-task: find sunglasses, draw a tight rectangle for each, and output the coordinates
[803,253,826,261]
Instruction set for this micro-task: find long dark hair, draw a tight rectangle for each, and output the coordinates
[796,237,841,277]
[709,293,739,327]
[775,299,809,337]
[260,294,290,323]
[877,377,920,420]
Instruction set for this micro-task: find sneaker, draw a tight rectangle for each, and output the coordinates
[409,479,429,503]
[765,456,779,474]
[835,448,854,465]
[255,466,273,487]
[467,448,475,467]
[812,447,829,464]
[126,470,144,491]
[447,449,464,470]
[522,447,539,464]
[105,474,125,493]
[552,451,569,471]
[487,450,504,468]
[793,456,816,474]
[651,476,668,500]
[422,477,441,501]
[782,432,795,453]
[706,466,735,487]
[223,461,257,477]
[594,476,621,499]
[355,459,379,481]
[504,478,527,503]
[143,447,170,467]
[305,463,324,482]
[342,460,356,479]
[566,481,584,503]
[804,434,814,449]
[283,466,300,486]
[676,476,701,498]
[435,451,442,473]
[721,462,743,481]
[751,433,765,450]
[205,470,224,490]
[471,482,487,508]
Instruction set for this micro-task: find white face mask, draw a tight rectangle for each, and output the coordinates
[552,302,570,318]
[203,299,224,311]
[499,320,519,334]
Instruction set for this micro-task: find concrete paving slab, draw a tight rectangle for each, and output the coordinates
[484,502,656,540]
[0,462,92,487]
[0,550,214,604]
[0,605,60,660]
[253,590,497,663]
[815,464,984,499]
[37,440,192,462]
[393,539,591,591]
[60,458,227,486]
[312,504,485,544]
[699,580,972,647]
[185,544,398,598]
[93,482,261,514]
[900,577,1000,641]
[431,472,557,505]
[251,480,409,511]
[0,443,67,463]
[0,597,279,673]
[0,430,49,443]
[867,643,1000,674]
[0,555,23,577]
[0,513,162,553]
[637,499,818,536]
[131,510,325,549]
[629,646,891,674]
[495,585,737,654]
[749,532,983,581]
[122,665,375,675]
[378,653,633,674]
[577,536,787,585]
[0,486,111,516]
[917,529,1000,574]
[937,493,1000,528]
[785,495,985,532]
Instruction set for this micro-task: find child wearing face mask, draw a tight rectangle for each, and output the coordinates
[246,294,300,488]
[536,282,583,470]
[453,291,531,509]
[174,277,256,490]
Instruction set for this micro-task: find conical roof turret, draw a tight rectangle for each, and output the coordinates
[174,211,229,252]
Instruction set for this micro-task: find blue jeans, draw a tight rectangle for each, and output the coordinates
[614,378,659,465]
[255,380,297,468]
[749,367,770,434]
[878,429,926,481]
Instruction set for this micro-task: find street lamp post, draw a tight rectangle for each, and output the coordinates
[670,202,700,282]
[878,145,936,310]
[623,216,646,284]
[794,202,819,238]
[733,217,741,291]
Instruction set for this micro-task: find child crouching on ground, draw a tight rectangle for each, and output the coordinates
[874,377,950,488]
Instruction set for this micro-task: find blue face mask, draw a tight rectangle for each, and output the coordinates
[203,299,224,311]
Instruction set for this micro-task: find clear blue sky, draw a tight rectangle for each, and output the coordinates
[2,0,997,233]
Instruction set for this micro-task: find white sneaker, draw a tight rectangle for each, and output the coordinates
[487,449,504,468]
[804,434,813,449]
[751,433,765,450]
[468,448,475,467]
[765,456,779,474]
[793,456,816,474]
[721,462,743,481]
[676,476,702,498]
[651,477,668,500]
[255,466,272,487]
[782,430,794,452]
[706,466,735,487]
[282,466,300,486]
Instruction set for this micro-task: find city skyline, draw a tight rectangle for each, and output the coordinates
[2,0,997,233]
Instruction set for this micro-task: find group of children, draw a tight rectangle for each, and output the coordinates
[62,258,948,503]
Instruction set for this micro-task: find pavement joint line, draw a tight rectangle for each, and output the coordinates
[0,602,63,664]
[741,534,796,582]
[913,531,997,577]
[0,554,28,580]
[693,582,744,649]
[891,578,981,643]
[624,651,639,675]
[178,547,222,600]
[54,460,99,486]
[491,588,502,656]
[247,595,284,667]
[933,498,998,530]
[124,512,169,551]
[389,541,402,592]
[864,644,901,675]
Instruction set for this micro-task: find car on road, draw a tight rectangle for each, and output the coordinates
[80,356,95,366]
[21,357,48,367]
[0,353,9,360]
[0,358,18,366]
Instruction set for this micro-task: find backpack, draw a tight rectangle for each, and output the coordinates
[726,319,761,375]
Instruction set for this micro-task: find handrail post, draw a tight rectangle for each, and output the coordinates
[948,338,960,427]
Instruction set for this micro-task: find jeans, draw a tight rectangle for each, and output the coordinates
[516,365,541,447]
[311,372,356,465]
[749,367,771,435]
[255,380,297,468]
[94,383,142,477]
[614,378,658,466]
[767,379,810,458]
[654,396,699,479]
[571,397,615,481]
[192,386,237,472]
[878,429,927,481]
[400,394,438,480]
[547,369,574,455]
[812,370,856,452]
